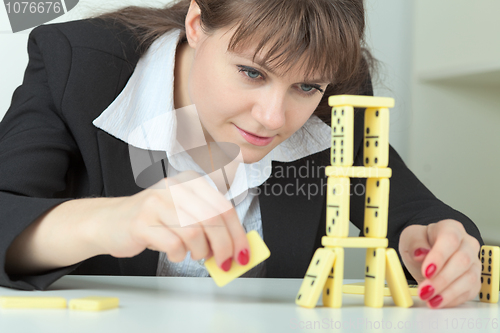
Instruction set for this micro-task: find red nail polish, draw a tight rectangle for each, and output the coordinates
[429,295,443,308]
[221,258,232,272]
[414,248,430,257]
[419,285,435,300]
[425,263,437,279]
[238,249,249,265]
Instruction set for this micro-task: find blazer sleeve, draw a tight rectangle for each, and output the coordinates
[0,25,84,290]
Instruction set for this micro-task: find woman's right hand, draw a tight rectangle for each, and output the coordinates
[95,170,250,271]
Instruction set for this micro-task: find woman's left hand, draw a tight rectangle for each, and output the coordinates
[399,219,481,308]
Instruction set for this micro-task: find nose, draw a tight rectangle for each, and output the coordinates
[251,88,286,132]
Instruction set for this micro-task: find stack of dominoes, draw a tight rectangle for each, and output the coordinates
[295,95,413,309]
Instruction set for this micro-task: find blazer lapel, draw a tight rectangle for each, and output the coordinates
[96,129,160,276]
[259,150,330,278]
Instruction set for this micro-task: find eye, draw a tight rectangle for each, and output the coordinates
[237,65,324,97]
[300,84,314,92]
[246,70,261,79]
[298,83,324,96]
[237,65,263,80]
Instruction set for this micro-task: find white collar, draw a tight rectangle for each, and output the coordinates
[93,29,331,200]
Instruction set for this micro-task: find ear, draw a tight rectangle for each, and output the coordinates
[185,0,203,48]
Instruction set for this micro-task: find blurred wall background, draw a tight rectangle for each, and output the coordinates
[1,0,497,278]
[409,0,500,249]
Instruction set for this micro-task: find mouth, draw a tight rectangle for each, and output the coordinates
[234,124,275,147]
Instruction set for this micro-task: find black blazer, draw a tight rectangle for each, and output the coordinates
[0,18,483,290]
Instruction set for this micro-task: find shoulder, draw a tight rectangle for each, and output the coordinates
[24,18,143,118]
[29,18,141,64]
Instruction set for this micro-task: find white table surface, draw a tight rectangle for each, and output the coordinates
[0,276,498,333]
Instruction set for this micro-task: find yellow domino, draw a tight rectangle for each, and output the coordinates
[205,230,270,287]
[364,178,390,238]
[342,282,418,297]
[331,106,354,166]
[296,248,336,308]
[364,108,390,168]
[326,177,350,237]
[0,296,67,309]
[385,248,414,307]
[322,236,388,248]
[325,166,392,179]
[69,296,119,311]
[323,247,344,308]
[329,95,395,108]
[365,248,386,308]
[479,245,499,303]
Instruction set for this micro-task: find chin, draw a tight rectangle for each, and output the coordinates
[241,155,257,164]
[240,149,268,164]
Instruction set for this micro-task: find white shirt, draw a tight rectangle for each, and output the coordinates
[92,28,331,278]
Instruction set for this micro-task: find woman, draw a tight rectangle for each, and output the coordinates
[0,0,482,309]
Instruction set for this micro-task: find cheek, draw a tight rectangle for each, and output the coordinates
[189,61,244,123]
[188,66,241,143]
[284,104,319,135]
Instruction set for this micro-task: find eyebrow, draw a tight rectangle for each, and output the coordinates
[230,51,329,84]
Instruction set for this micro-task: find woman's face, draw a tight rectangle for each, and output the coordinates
[184,26,329,164]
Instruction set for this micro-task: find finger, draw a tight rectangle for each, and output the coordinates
[169,181,233,268]
[421,221,465,280]
[205,248,213,260]
[429,239,477,293]
[167,171,236,269]
[399,224,431,282]
[137,189,212,262]
[173,222,211,261]
[175,172,238,269]
[418,233,481,302]
[425,262,481,309]
[201,214,234,271]
[418,239,479,301]
[219,206,251,266]
[400,225,431,262]
[154,187,215,262]
[142,224,188,263]
[170,173,233,226]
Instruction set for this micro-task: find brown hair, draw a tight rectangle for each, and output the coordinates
[91,0,375,126]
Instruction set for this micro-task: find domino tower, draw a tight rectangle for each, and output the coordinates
[295,95,413,308]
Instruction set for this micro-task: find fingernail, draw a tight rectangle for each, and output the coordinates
[425,263,437,279]
[429,294,443,308]
[221,258,232,272]
[419,285,435,300]
[238,249,249,265]
[414,248,430,257]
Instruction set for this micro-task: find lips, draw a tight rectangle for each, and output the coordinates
[234,125,275,146]
[238,126,272,139]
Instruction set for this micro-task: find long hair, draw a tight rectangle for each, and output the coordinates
[90,0,376,126]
